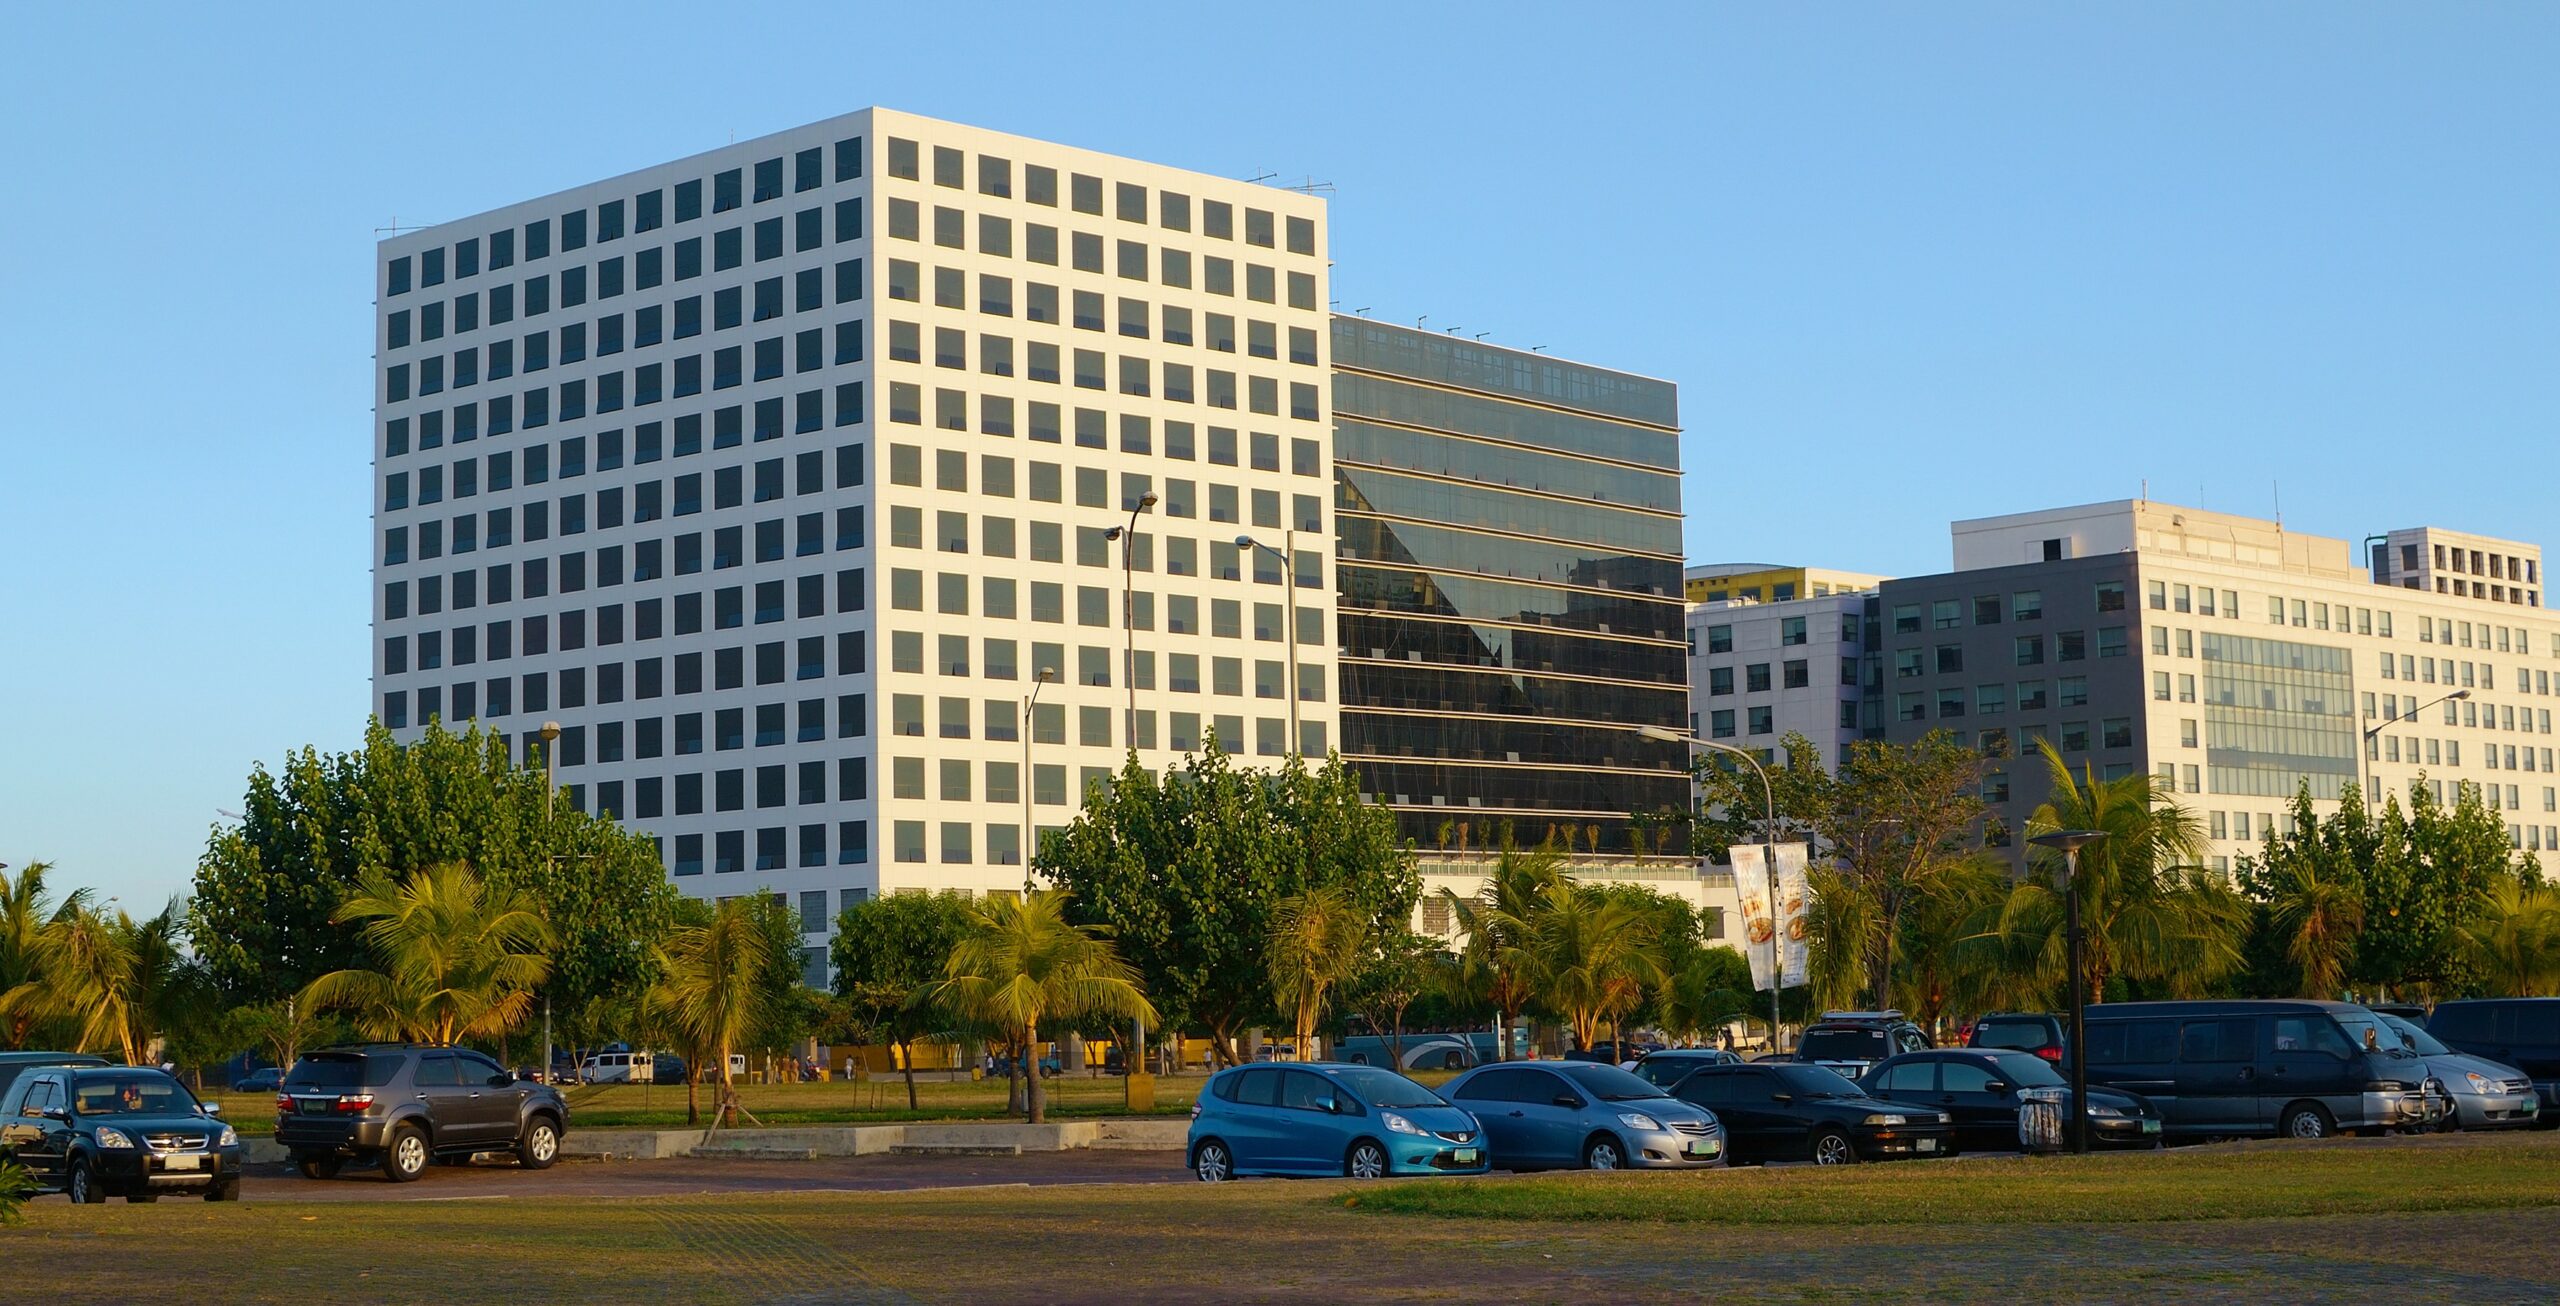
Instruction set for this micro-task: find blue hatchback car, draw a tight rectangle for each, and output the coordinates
[1188,1062,1490,1181]
[1443,1060,1727,1170]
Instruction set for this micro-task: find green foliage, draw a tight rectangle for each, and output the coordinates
[1442,847,1565,1058]
[832,891,969,1048]
[650,896,789,1126]
[191,719,681,1016]
[1341,930,1446,1064]
[0,1161,28,1225]
[1267,885,1372,1054]
[1038,745,1417,1063]
[1656,945,1755,1042]
[298,862,554,1047]
[2460,877,2560,997]
[937,890,1155,1123]
[1513,881,1662,1050]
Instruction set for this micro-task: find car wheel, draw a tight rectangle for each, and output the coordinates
[1193,1139,1233,1183]
[518,1117,560,1170]
[382,1125,431,1182]
[2279,1103,2335,1140]
[294,1154,343,1181]
[206,1179,239,1202]
[1583,1135,1625,1171]
[1346,1140,1389,1179]
[1810,1128,1859,1166]
[67,1158,103,1204]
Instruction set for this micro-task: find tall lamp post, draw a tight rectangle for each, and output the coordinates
[537,720,561,1083]
[1235,531,1300,758]
[1638,723,1785,1055]
[1104,493,1159,757]
[2030,828,2106,1155]
[1021,668,1056,895]
[2362,689,2468,808]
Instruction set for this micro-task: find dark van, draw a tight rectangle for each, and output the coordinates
[2080,1000,2427,1139]
[2426,998,2560,1121]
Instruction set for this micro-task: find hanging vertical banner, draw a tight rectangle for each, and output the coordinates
[1775,842,1812,988]
[1731,842,1812,991]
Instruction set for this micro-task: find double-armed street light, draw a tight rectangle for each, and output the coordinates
[1235,532,1301,759]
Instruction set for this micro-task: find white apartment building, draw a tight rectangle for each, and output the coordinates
[1686,593,1869,775]
[1883,501,2560,876]
[371,109,1336,979]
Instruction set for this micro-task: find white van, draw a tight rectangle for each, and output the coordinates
[579,1051,656,1083]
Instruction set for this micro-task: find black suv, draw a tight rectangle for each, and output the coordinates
[1797,1011,1933,1079]
[0,1065,244,1203]
[1968,1012,2067,1064]
[275,1044,569,1182]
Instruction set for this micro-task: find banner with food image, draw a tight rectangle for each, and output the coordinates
[1731,842,1812,992]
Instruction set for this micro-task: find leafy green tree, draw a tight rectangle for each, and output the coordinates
[832,891,968,1109]
[224,1000,341,1078]
[192,721,681,1020]
[1040,745,1415,1065]
[1342,930,1443,1068]
[937,890,1155,1124]
[1267,885,1371,1059]
[2236,784,2367,999]
[2001,741,2247,1004]
[299,862,554,1047]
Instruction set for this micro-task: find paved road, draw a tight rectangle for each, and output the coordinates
[241,1148,1190,1202]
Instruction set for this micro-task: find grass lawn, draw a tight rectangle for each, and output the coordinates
[8,1134,2559,1302]
[1343,1131,2560,1225]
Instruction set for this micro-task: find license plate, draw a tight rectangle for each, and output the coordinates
[1450,1148,1478,1165]
[161,1153,200,1171]
[1917,1138,1938,1152]
[2142,1120,2161,1134]
[1686,1139,1721,1157]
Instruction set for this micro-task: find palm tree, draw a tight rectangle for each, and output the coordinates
[650,898,773,1129]
[0,862,67,1049]
[1800,866,1876,1015]
[1515,883,1661,1054]
[1266,886,1370,1060]
[2264,857,2366,999]
[2002,741,2245,1002]
[1444,847,1564,1060]
[299,863,554,1047]
[2462,878,2560,997]
[936,890,1154,1125]
[48,898,141,1065]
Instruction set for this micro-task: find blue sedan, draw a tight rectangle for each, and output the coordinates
[1187,1062,1489,1181]
[1443,1060,1727,1170]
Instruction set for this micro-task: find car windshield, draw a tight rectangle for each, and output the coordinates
[1986,1052,2065,1087]
[1798,1028,1890,1060]
[1326,1066,1444,1109]
[2378,1014,2451,1057]
[1553,1063,1674,1103]
[287,1054,399,1088]
[1771,1063,1865,1097]
[1634,1054,1711,1088]
[71,1073,196,1116]
[1973,1019,2053,1050]
[2333,1011,2415,1059]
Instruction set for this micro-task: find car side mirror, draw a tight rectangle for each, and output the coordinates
[1313,1096,1338,1114]
[40,1107,69,1122]
[1983,1082,2008,1096]
[201,1102,224,1117]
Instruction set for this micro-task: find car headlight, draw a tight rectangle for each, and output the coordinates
[2465,1072,2495,1095]
[94,1127,135,1149]
[219,1126,238,1147]
[1617,1112,1663,1132]
[2086,1104,2125,1118]
[1380,1111,1426,1136]
[1862,1113,1907,1127]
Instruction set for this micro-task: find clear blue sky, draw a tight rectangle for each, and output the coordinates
[4,3,2555,911]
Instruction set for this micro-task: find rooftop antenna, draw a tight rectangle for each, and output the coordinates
[2273,480,2283,528]
[1283,177,1334,194]
[2141,478,2148,502]
[373,215,435,236]
[1416,314,1428,329]
[1531,345,1548,353]
[1245,171,1279,184]
[1352,306,1371,316]
[1445,326,1461,334]
[1474,332,1490,340]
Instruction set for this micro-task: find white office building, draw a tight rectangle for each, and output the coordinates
[1685,593,1871,775]
[371,109,1336,978]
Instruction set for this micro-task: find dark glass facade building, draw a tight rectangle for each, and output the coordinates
[1330,318,1689,851]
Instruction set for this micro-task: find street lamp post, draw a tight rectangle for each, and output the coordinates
[1021,668,1056,895]
[1638,723,1785,1055]
[2030,828,2107,1155]
[538,720,561,1083]
[1236,532,1300,759]
[2362,688,2468,808]
[1105,494,1159,758]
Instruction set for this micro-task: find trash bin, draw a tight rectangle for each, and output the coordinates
[2019,1093,2065,1153]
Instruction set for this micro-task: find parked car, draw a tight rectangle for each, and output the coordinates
[275,1044,569,1182]
[0,1065,242,1203]
[1857,1048,2160,1153]
[578,1050,657,1083]
[2078,1000,2428,1139]
[233,1067,284,1094]
[1669,1062,1953,1165]
[1442,1061,1725,1170]
[2370,1012,2534,1130]
[1797,1011,1933,1079]
[1629,1048,1743,1091]
[2425,998,2560,1124]
[1968,1012,2067,1065]
[1564,1040,1663,1065]
[1335,1036,1479,1072]
[0,1052,111,1105]
[1187,1062,1489,1181]
[2365,1003,2430,1025]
